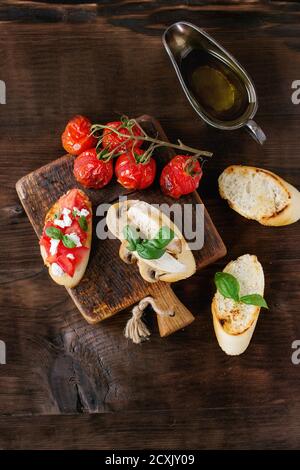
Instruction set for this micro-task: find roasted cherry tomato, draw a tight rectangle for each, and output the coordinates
[62,115,96,155]
[160,155,203,199]
[102,120,142,153]
[115,148,156,190]
[73,148,113,189]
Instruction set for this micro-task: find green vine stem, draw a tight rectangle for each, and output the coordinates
[90,117,213,162]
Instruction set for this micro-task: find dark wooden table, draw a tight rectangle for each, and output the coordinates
[1,0,300,450]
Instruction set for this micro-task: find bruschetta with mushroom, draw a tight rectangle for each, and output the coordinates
[212,254,267,355]
[39,188,92,288]
[106,199,196,283]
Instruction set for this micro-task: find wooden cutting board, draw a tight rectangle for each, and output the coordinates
[16,115,226,337]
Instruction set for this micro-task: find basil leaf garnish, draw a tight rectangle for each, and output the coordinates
[45,227,63,240]
[214,272,240,301]
[62,235,76,249]
[240,294,269,309]
[78,215,88,232]
[123,225,175,260]
[136,243,165,260]
[214,271,268,309]
[123,225,141,252]
[150,227,175,250]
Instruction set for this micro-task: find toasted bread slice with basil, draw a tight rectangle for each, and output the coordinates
[211,254,265,355]
[219,165,300,226]
[40,188,92,288]
[106,199,196,283]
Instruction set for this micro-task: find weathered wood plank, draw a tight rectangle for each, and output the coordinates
[1,404,300,449]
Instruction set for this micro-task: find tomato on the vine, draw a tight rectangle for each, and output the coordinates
[115,148,156,190]
[62,115,96,155]
[160,155,203,199]
[102,120,142,154]
[73,148,113,189]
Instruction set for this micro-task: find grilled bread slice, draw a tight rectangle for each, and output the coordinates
[40,189,92,288]
[219,165,300,226]
[211,254,265,355]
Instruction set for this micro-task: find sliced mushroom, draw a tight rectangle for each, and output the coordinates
[137,260,161,283]
[166,238,182,255]
[106,199,196,284]
[119,241,136,264]
[116,202,128,220]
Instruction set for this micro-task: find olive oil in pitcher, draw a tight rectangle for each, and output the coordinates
[181,49,249,122]
[163,22,266,143]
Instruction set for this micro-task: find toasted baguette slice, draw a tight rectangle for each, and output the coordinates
[106,199,196,283]
[40,189,92,288]
[219,165,300,226]
[211,254,265,355]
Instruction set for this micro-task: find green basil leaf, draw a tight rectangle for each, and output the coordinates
[78,215,88,232]
[123,225,174,260]
[45,227,63,240]
[72,209,77,217]
[127,240,137,252]
[240,294,269,309]
[214,272,240,302]
[152,227,175,250]
[136,243,165,260]
[54,212,60,220]
[123,225,141,251]
[62,235,76,249]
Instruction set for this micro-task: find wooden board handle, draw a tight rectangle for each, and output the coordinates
[149,283,195,337]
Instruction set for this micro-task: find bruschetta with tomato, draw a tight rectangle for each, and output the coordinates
[39,188,92,288]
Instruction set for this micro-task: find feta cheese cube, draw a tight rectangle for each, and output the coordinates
[66,232,82,247]
[79,208,89,217]
[54,219,66,228]
[51,263,64,276]
[49,238,60,256]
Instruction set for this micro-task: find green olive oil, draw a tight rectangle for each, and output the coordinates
[181,49,249,122]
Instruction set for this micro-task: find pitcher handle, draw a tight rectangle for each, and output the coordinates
[245,119,266,145]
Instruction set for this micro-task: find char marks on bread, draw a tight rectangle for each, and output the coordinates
[218,165,300,226]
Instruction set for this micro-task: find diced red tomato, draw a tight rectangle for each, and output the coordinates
[56,255,75,277]
[46,246,88,272]
[73,246,88,264]
[39,235,50,251]
[64,219,87,244]
[59,189,88,212]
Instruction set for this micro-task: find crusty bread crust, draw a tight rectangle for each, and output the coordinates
[219,165,300,226]
[40,189,92,289]
[260,180,300,226]
[212,298,259,356]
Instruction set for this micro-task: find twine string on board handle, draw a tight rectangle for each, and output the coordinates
[124,296,174,344]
